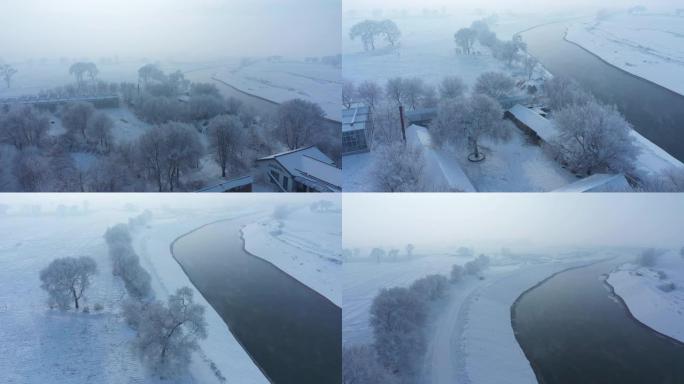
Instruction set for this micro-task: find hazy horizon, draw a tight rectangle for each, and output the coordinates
[343,194,684,249]
[0,0,341,62]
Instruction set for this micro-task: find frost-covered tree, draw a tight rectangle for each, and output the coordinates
[134,287,207,377]
[276,99,325,150]
[349,20,381,51]
[86,112,113,153]
[373,142,426,192]
[0,64,18,88]
[62,102,96,141]
[342,80,355,109]
[186,94,225,121]
[421,85,438,108]
[104,224,151,298]
[439,76,467,100]
[370,287,426,375]
[357,80,382,112]
[465,259,481,275]
[494,40,521,66]
[552,101,638,175]
[385,77,406,106]
[474,72,515,101]
[409,274,449,301]
[380,19,401,47]
[454,28,477,54]
[405,244,415,258]
[522,55,539,80]
[343,344,396,384]
[0,105,49,149]
[434,94,507,161]
[471,19,498,47]
[370,247,386,263]
[402,78,425,110]
[138,64,166,87]
[136,123,204,191]
[636,248,662,267]
[544,76,595,111]
[40,256,97,310]
[207,114,245,178]
[450,264,464,283]
[12,147,50,191]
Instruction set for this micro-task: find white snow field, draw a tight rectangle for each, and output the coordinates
[184,59,341,121]
[0,203,274,384]
[343,249,608,384]
[242,204,342,306]
[566,12,684,96]
[607,250,684,343]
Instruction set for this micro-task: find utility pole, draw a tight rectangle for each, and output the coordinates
[399,105,406,143]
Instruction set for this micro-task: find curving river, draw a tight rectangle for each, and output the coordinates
[521,22,684,163]
[171,217,341,384]
[512,258,684,383]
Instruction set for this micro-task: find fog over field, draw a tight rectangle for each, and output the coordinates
[0,0,341,61]
[343,194,684,249]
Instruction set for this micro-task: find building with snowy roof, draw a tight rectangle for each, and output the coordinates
[505,104,556,145]
[256,146,342,192]
[197,175,253,192]
[342,104,371,154]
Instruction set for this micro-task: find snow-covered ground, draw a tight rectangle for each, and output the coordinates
[566,12,684,96]
[242,204,342,306]
[0,204,273,384]
[185,59,341,121]
[607,250,684,343]
[343,249,608,384]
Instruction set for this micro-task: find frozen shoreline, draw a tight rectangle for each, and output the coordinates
[606,251,684,344]
[565,14,684,97]
[241,206,342,307]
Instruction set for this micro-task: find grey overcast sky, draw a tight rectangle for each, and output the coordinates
[0,0,341,61]
[343,194,684,249]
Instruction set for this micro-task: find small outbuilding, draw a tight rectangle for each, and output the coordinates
[342,104,372,154]
[505,104,556,145]
[256,146,342,192]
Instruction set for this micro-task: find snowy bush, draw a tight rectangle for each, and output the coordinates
[133,287,207,378]
[40,256,97,310]
[450,264,464,283]
[343,344,397,384]
[410,274,449,301]
[373,142,427,192]
[370,287,426,376]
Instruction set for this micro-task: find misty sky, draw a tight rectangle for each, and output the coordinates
[343,194,684,249]
[0,0,341,61]
[343,0,680,13]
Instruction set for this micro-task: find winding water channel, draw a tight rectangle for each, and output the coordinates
[512,258,684,383]
[521,22,684,163]
[171,217,341,384]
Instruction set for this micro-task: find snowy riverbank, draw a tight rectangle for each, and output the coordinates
[242,204,342,306]
[607,250,684,343]
[566,13,684,97]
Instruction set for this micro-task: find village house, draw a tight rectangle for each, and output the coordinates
[256,146,342,192]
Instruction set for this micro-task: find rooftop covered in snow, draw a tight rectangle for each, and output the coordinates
[342,104,370,133]
[553,174,632,192]
[257,146,341,192]
[506,104,557,143]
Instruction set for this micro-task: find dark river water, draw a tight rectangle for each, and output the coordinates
[521,22,684,163]
[512,259,684,383]
[172,217,341,384]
